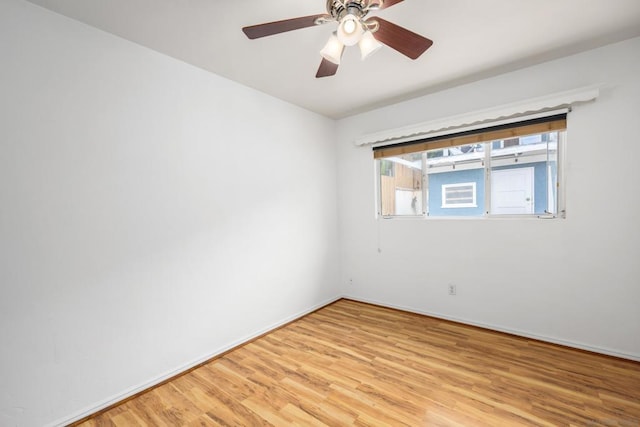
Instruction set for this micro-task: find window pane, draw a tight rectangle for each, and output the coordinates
[427,144,484,216]
[379,153,422,216]
[490,132,559,215]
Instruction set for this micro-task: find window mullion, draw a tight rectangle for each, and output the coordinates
[484,142,492,216]
[422,152,428,216]
[376,159,382,217]
[558,131,567,218]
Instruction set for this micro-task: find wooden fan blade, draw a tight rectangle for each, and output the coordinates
[371,18,433,60]
[378,0,405,10]
[243,14,331,39]
[316,58,339,78]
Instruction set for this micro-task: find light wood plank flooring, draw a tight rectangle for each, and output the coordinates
[77,299,640,426]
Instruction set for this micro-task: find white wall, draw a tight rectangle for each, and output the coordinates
[337,37,640,360]
[0,1,340,426]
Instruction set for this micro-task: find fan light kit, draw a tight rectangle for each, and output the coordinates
[242,0,433,78]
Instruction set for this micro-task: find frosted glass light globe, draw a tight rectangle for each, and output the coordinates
[337,14,364,46]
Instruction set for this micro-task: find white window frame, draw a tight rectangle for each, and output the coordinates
[441,182,477,208]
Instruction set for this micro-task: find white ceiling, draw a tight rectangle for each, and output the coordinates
[26,0,640,119]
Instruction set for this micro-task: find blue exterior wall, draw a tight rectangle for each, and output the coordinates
[427,161,555,216]
[428,168,485,216]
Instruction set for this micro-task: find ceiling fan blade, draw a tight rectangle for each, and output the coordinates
[316,58,339,78]
[243,14,331,39]
[378,0,405,10]
[371,18,433,60]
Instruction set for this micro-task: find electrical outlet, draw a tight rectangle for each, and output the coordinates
[448,284,457,295]
[349,278,353,286]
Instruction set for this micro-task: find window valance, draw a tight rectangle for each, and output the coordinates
[354,85,600,147]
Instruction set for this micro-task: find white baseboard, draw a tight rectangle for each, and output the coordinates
[344,295,640,362]
[51,295,342,427]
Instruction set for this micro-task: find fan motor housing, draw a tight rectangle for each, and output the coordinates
[327,0,368,20]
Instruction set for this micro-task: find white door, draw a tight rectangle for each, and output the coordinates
[491,167,534,214]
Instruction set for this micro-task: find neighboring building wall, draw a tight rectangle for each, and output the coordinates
[428,168,485,216]
[380,163,421,215]
[427,161,551,216]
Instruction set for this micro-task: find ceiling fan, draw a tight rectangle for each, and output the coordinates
[242,0,433,78]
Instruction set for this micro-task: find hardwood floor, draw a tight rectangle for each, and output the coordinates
[77,299,640,426]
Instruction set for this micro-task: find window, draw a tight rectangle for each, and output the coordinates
[375,114,566,218]
[442,182,477,208]
[378,153,422,216]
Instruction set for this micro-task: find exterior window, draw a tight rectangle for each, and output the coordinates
[374,116,566,218]
[379,153,422,216]
[442,183,476,208]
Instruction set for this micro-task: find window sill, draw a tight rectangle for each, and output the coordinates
[379,214,564,220]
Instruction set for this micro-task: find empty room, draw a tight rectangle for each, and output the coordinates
[1,0,639,426]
